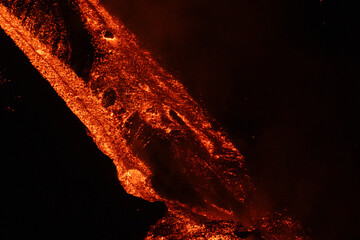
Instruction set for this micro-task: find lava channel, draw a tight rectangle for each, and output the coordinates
[0,1,307,239]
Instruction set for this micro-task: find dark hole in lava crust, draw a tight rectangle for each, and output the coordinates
[104,30,114,39]
[102,88,116,107]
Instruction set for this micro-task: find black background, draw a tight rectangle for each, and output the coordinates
[1,0,360,239]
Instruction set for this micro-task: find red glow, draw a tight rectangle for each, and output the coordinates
[0,1,307,239]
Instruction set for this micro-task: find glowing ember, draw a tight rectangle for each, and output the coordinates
[0,1,307,239]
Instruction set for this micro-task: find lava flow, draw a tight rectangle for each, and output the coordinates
[0,1,306,239]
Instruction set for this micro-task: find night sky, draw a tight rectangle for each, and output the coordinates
[1,0,360,239]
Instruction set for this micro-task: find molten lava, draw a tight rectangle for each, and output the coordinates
[0,1,306,239]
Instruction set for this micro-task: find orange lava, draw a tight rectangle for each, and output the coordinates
[0,1,307,239]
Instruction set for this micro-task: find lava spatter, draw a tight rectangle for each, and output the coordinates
[0,1,307,239]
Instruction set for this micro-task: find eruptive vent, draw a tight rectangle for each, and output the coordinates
[0,0,306,239]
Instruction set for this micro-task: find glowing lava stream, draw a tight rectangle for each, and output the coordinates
[0,1,306,239]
